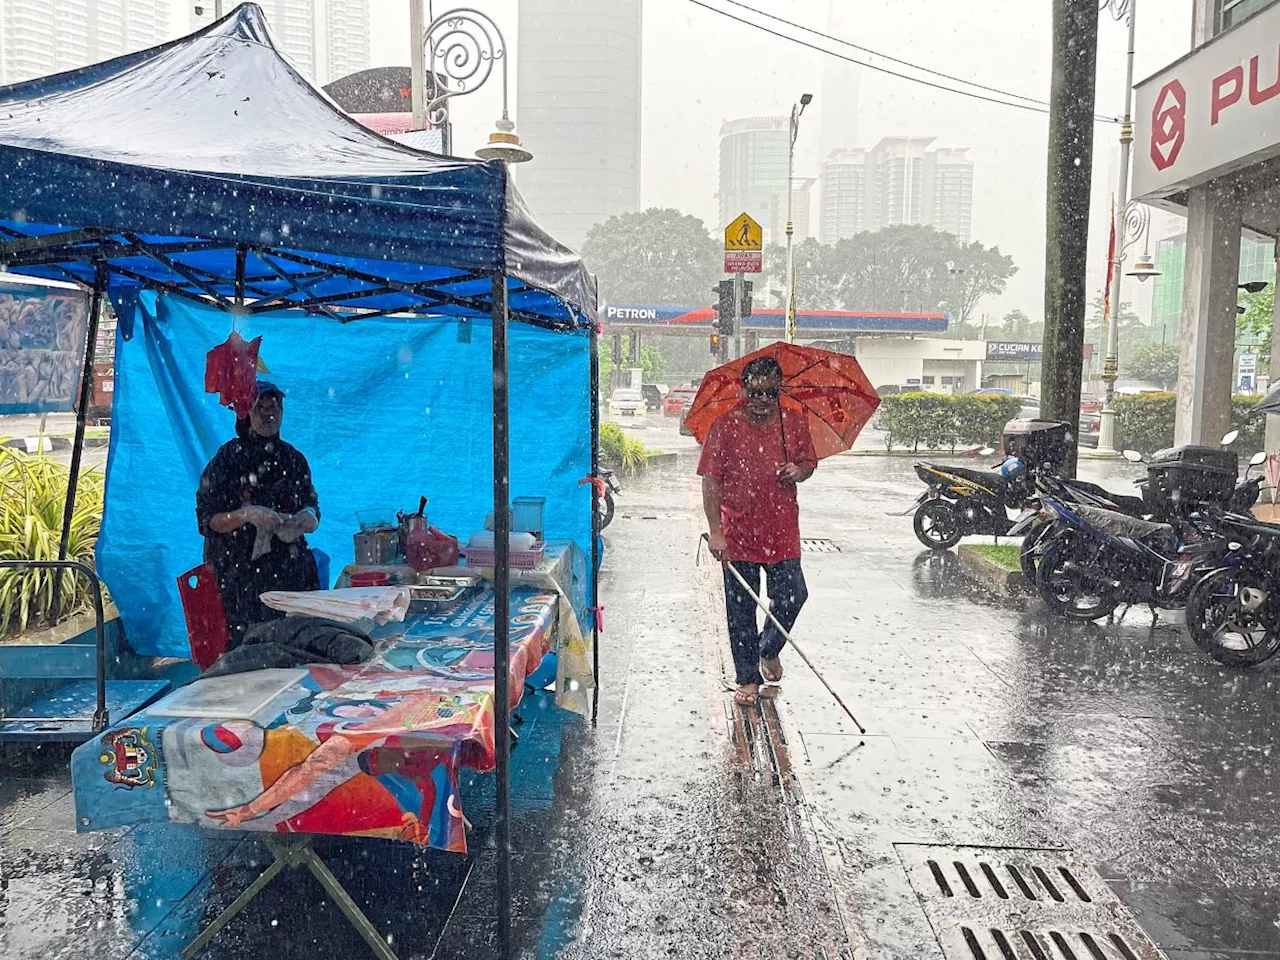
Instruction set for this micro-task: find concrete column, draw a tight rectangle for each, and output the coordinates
[1267,246,1280,451]
[1174,181,1242,447]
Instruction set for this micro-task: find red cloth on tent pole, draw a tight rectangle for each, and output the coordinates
[205,331,261,416]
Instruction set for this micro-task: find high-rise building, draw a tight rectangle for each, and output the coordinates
[326,0,370,85]
[0,0,170,85]
[926,147,975,244]
[1149,233,1275,346]
[819,137,974,243]
[820,148,867,242]
[719,116,811,245]
[516,0,642,248]
[190,1,370,84]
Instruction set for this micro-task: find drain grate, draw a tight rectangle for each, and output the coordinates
[801,537,840,553]
[897,845,1168,960]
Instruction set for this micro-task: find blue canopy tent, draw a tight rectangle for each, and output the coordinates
[0,5,600,957]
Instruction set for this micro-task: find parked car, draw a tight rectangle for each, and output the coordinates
[640,383,666,411]
[1013,395,1040,419]
[969,387,1014,396]
[664,385,698,417]
[608,388,646,420]
[1079,393,1103,415]
[1078,410,1102,447]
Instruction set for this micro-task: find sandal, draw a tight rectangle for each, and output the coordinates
[760,658,783,683]
[733,686,759,706]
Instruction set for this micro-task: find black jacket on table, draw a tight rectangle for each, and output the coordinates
[195,431,321,647]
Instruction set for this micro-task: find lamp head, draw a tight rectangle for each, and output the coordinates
[476,116,532,164]
[1126,254,1161,282]
[1241,280,1270,295]
[800,93,813,106]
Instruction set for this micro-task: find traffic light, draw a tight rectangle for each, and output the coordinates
[714,280,735,337]
[710,332,721,357]
[740,280,753,318]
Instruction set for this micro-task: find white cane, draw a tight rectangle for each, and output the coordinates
[699,534,867,735]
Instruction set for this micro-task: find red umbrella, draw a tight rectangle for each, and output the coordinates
[683,342,881,459]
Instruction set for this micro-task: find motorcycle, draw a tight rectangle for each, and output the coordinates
[582,469,621,531]
[1011,472,1151,584]
[909,419,1075,551]
[1183,454,1280,667]
[1033,497,1223,620]
[1027,432,1260,618]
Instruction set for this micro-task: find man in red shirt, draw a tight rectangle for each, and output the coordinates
[698,356,818,705]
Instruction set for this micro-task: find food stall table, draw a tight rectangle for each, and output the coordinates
[70,583,562,959]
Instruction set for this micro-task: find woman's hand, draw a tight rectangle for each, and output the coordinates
[241,505,285,532]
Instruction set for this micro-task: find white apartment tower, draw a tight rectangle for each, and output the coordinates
[820,137,974,244]
[0,0,170,85]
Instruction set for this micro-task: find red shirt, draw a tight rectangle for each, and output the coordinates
[697,405,818,563]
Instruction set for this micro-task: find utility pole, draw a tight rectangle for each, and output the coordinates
[1040,0,1099,476]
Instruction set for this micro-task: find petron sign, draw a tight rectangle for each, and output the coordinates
[1133,2,1280,200]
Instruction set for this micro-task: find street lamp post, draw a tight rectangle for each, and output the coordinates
[411,6,530,163]
[784,92,813,344]
[1097,0,1141,455]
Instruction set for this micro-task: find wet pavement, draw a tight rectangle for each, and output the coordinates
[6,429,1280,958]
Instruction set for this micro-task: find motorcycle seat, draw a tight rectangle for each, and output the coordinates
[1076,503,1173,543]
[922,463,1008,495]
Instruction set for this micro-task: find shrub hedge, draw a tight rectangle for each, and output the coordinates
[875,393,1023,452]
[1113,392,1265,455]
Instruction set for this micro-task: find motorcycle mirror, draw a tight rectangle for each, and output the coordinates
[1122,449,1144,463]
[1221,430,1239,446]
[1251,451,1267,466]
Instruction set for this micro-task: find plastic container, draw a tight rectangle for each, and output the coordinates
[512,496,546,539]
[462,541,546,570]
[1001,419,1073,472]
[1147,445,1238,508]
[350,570,392,587]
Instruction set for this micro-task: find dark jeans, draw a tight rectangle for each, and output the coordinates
[722,558,808,686]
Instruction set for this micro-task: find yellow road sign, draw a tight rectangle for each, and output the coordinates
[724,213,762,251]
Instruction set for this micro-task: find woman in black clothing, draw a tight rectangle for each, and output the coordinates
[195,381,321,647]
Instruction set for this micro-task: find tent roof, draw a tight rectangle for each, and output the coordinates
[0,4,595,328]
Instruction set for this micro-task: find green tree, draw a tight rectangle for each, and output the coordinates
[1127,343,1180,390]
[1084,291,1144,368]
[996,309,1044,342]
[1238,284,1275,367]
[582,208,721,307]
[599,343,667,386]
[764,225,1017,332]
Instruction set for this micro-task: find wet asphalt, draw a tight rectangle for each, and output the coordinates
[4,422,1280,959]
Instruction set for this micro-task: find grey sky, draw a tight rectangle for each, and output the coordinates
[365,0,1195,321]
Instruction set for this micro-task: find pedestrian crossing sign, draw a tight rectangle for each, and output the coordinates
[724,213,763,251]
[724,212,763,273]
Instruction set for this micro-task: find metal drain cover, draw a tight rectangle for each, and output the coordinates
[897,845,1167,960]
[801,538,840,553]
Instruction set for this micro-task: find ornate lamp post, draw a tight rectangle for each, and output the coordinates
[1096,0,1160,453]
[410,6,530,163]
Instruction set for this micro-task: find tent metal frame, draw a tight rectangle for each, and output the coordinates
[1,229,598,959]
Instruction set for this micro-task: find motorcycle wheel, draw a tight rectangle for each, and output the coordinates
[1185,568,1280,667]
[1019,520,1049,584]
[913,499,963,550]
[1036,540,1119,621]
[597,490,616,531]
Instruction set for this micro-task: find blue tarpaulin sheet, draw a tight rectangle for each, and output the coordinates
[98,293,591,658]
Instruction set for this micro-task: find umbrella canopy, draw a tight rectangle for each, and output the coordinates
[683,342,881,460]
[1257,385,1280,418]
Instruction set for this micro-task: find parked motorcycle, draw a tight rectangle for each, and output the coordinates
[582,469,621,531]
[1183,454,1280,667]
[1033,498,1221,620]
[909,419,1073,551]
[1031,434,1259,621]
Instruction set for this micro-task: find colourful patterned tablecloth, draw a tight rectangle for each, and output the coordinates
[70,585,559,853]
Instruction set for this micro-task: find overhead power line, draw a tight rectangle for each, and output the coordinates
[687,0,1123,124]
